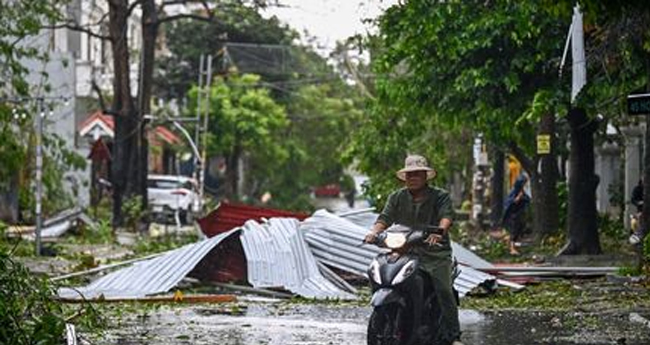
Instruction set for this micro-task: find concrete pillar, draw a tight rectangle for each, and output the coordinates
[620,125,644,229]
[595,141,621,215]
[450,171,465,209]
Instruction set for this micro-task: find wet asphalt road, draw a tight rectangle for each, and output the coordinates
[97,303,650,345]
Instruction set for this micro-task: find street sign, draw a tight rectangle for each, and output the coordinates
[537,134,551,154]
[628,93,650,115]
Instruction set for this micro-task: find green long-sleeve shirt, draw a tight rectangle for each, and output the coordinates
[376,185,455,252]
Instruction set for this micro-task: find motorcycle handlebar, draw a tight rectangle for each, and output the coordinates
[366,225,444,247]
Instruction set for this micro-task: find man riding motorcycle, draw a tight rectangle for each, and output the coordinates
[364,154,463,345]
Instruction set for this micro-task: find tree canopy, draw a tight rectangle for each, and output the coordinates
[166,5,366,211]
[0,1,85,221]
[347,0,574,206]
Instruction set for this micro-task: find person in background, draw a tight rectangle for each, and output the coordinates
[630,178,645,245]
[502,173,530,255]
[508,155,522,188]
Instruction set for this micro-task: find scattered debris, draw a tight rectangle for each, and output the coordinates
[302,209,503,297]
[630,312,650,329]
[6,207,98,240]
[198,201,309,237]
[58,229,241,300]
[57,293,237,304]
[65,323,77,345]
[56,206,536,302]
[210,282,294,299]
[51,252,164,282]
[478,265,619,277]
[241,217,355,299]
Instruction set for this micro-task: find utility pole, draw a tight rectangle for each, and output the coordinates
[194,54,204,161]
[34,98,44,256]
[194,54,213,205]
[200,54,213,202]
[5,95,68,256]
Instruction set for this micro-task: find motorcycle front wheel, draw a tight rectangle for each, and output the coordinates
[367,305,409,345]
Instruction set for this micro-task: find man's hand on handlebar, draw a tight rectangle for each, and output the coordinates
[424,233,443,246]
[365,223,388,244]
[364,231,379,244]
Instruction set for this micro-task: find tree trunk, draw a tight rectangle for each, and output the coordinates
[509,125,559,242]
[559,108,601,255]
[109,0,138,228]
[536,112,560,238]
[226,143,242,200]
[0,173,19,222]
[134,0,158,226]
[489,146,504,228]
[108,0,164,229]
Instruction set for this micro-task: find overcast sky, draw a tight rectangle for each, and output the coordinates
[263,0,398,54]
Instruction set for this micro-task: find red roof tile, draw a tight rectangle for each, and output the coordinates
[80,110,114,131]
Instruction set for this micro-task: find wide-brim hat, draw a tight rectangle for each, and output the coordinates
[396,154,437,181]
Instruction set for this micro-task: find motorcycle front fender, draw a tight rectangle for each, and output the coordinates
[370,288,403,307]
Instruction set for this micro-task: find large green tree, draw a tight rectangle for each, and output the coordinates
[262,83,364,210]
[155,5,334,102]
[191,73,288,199]
[350,0,571,237]
[1,0,59,222]
[0,0,86,223]
[556,1,650,255]
[154,4,299,100]
[58,0,277,227]
[161,7,365,211]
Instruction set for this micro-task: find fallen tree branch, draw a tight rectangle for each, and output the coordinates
[210,282,294,299]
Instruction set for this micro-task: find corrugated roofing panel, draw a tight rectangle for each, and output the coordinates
[302,210,498,298]
[198,201,309,237]
[240,218,355,300]
[337,208,379,229]
[58,229,240,299]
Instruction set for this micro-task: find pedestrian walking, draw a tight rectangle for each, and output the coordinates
[502,173,530,256]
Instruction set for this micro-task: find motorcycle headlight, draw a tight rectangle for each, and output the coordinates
[384,233,407,249]
[391,260,416,285]
[368,260,381,284]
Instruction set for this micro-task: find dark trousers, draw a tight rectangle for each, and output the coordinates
[420,249,461,343]
[504,210,525,242]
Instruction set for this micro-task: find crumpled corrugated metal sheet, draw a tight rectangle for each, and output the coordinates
[303,210,383,276]
[303,210,498,297]
[20,207,93,240]
[240,218,356,300]
[198,201,309,237]
[58,229,240,299]
[338,208,495,269]
[336,208,380,229]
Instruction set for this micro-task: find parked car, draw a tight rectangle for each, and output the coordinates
[147,175,201,224]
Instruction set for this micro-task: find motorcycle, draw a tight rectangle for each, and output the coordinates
[365,224,459,345]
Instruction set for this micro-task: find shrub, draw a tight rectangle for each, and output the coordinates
[0,250,66,344]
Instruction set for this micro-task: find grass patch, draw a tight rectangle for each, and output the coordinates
[462,278,650,311]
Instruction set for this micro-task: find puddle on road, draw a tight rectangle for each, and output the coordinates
[96,304,650,345]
